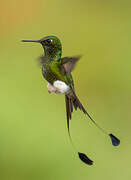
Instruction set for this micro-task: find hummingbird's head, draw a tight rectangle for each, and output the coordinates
[40,36,61,48]
[40,36,62,59]
[22,35,62,60]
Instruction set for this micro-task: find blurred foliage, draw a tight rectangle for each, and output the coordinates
[0,0,131,179]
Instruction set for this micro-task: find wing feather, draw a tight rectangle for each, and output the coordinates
[38,55,47,65]
[61,56,81,73]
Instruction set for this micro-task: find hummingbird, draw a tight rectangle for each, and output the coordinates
[22,36,120,165]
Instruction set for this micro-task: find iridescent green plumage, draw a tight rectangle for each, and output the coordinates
[42,57,73,86]
[39,36,75,87]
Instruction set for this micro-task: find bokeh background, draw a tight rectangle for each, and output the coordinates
[0,0,131,179]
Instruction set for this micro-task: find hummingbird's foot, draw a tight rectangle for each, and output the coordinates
[54,88,61,94]
[48,90,51,93]
[47,82,60,94]
[47,83,54,93]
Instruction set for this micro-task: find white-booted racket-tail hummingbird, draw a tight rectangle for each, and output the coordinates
[22,36,120,165]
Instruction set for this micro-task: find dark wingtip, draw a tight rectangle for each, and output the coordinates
[78,152,93,165]
[109,134,120,146]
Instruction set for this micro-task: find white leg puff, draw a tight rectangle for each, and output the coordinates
[53,80,70,94]
[47,80,70,94]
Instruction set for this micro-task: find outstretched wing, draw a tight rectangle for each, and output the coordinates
[61,56,81,73]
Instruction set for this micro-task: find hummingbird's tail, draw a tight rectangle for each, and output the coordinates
[65,90,95,123]
[68,90,107,134]
[65,89,120,165]
[65,90,99,135]
[65,93,93,165]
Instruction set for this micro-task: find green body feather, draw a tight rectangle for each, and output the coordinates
[42,59,74,86]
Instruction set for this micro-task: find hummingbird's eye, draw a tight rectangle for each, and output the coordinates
[46,39,52,44]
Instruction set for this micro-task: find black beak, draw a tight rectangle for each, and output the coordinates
[21,40,40,43]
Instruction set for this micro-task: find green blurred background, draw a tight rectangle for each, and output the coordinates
[0,0,130,179]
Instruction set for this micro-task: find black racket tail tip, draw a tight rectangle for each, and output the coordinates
[78,152,93,166]
[109,133,120,146]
